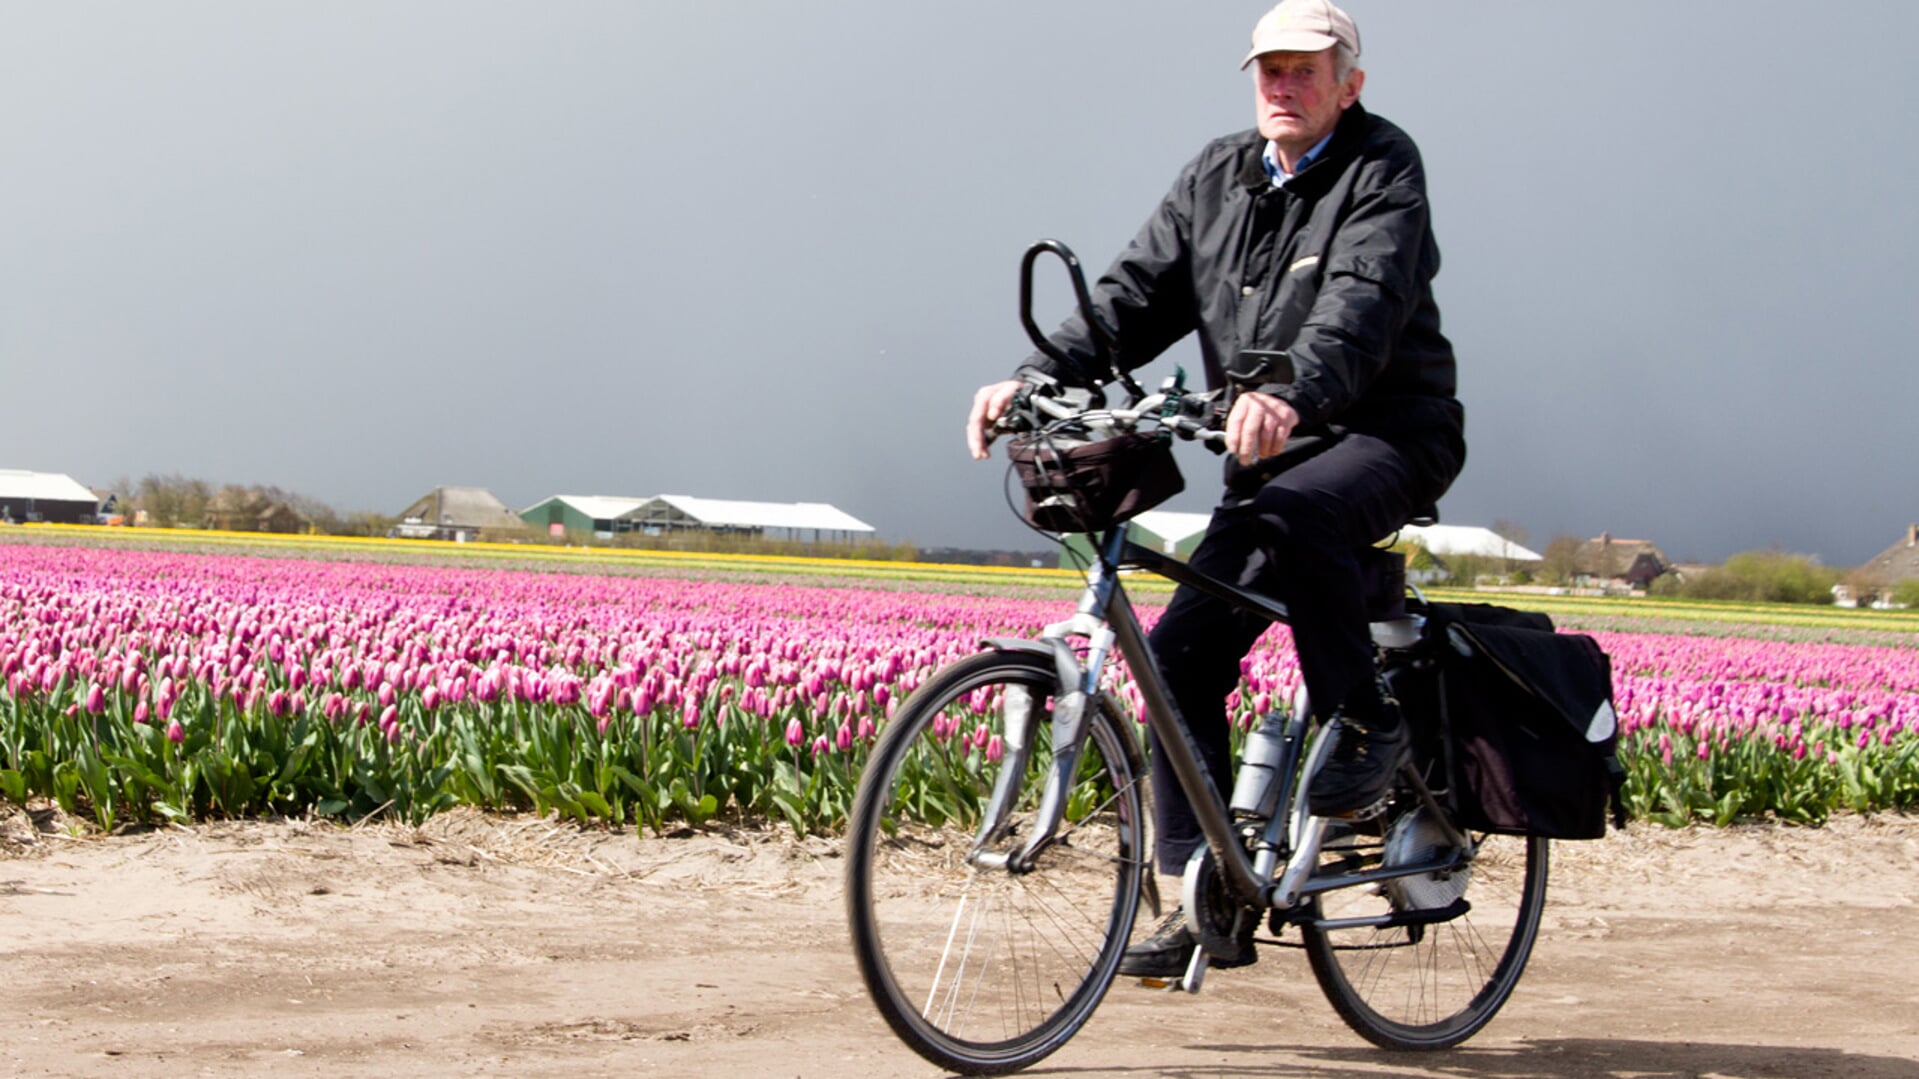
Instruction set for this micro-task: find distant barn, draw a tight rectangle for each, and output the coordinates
[1060,509,1212,567]
[0,470,99,524]
[1572,533,1668,591]
[1837,524,1919,608]
[519,493,875,543]
[622,495,873,543]
[518,495,650,538]
[1061,515,1541,572]
[1397,523,1543,562]
[391,486,530,542]
[202,489,306,534]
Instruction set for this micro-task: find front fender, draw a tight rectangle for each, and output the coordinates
[975,638,1147,787]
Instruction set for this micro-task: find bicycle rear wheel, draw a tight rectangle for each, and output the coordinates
[845,650,1146,1076]
[1301,804,1548,1050]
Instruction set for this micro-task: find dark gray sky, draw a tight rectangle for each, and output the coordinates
[5,2,1916,565]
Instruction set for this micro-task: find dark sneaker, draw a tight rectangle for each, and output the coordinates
[1308,713,1410,817]
[1118,907,1257,978]
[1118,909,1196,978]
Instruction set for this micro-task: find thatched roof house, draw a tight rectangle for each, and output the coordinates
[1857,525,1919,584]
[203,496,306,534]
[1573,533,1669,590]
[1843,525,1919,606]
[392,486,529,542]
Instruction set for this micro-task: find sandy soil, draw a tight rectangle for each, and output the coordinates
[3,806,1917,1079]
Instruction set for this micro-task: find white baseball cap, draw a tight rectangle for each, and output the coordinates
[1240,0,1361,70]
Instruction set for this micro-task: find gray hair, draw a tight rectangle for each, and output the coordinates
[1334,44,1360,83]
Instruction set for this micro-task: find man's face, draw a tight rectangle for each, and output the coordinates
[1253,48,1362,151]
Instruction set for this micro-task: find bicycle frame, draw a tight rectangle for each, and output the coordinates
[973,520,1472,919]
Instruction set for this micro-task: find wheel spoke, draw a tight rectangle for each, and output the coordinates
[1304,820,1547,1050]
[846,654,1143,1074]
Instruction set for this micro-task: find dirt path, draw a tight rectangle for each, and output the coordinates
[3,807,1916,1078]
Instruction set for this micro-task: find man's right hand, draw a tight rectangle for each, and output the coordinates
[966,380,1024,460]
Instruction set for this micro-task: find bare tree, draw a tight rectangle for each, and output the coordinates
[1539,534,1584,586]
[1491,517,1532,575]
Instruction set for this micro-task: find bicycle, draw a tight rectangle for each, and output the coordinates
[843,241,1548,1075]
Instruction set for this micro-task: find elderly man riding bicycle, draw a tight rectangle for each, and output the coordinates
[967,0,1466,978]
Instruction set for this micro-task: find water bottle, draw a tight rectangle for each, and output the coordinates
[1229,711,1289,820]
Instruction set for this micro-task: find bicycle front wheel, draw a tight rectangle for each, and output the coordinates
[845,650,1146,1076]
[1301,812,1549,1050]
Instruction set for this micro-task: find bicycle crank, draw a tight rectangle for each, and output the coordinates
[1180,845,1257,969]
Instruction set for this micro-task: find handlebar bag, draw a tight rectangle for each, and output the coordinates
[1007,430,1183,533]
[1424,603,1627,839]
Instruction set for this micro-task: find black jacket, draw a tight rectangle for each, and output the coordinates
[1021,103,1464,481]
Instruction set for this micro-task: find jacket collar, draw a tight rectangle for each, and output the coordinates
[1238,101,1370,195]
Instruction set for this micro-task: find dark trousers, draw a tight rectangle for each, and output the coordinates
[1144,430,1455,874]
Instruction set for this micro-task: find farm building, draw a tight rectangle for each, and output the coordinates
[619,495,873,542]
[1573,533,1669,591]
[203,489,306,534]
[1396,523,1542,563]
[391,486,529,542]
[1060,509,1212,566]
[1836,524,1919,607]
[518,495,650,538]
[0,469,99,524]
[1062,516,1540,573]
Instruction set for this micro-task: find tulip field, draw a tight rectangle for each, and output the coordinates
[2,540,1916,834]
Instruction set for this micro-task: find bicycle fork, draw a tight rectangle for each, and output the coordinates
[968,611,1118,873]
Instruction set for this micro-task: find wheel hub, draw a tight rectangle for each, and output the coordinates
[1381,808,1469,911]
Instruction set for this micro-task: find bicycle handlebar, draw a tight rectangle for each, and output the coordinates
[994,381,1228,448]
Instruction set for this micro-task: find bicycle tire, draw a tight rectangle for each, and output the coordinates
[1301,807,1549,1050]
[845,650,1146,1075]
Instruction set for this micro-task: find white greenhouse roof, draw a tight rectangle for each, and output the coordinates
[0,469,97,503]
[637,495,873,533]
[1129,510,1212,544]
[528,495,650,521]
[1398,523,1542,561]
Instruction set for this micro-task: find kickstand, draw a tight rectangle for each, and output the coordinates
[1180,946,1209,994]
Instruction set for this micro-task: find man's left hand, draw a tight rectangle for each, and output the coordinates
[1224,391,1299,465]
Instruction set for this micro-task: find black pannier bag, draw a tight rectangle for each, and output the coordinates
[1421,603,1627,839]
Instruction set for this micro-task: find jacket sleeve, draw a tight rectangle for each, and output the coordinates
[1017,158,1202,387]
[1271,178,1432,430]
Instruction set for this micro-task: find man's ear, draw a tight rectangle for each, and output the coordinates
[1341,68,1366,109]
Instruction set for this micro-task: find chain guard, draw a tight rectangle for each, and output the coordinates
[1180,846,1255,966]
